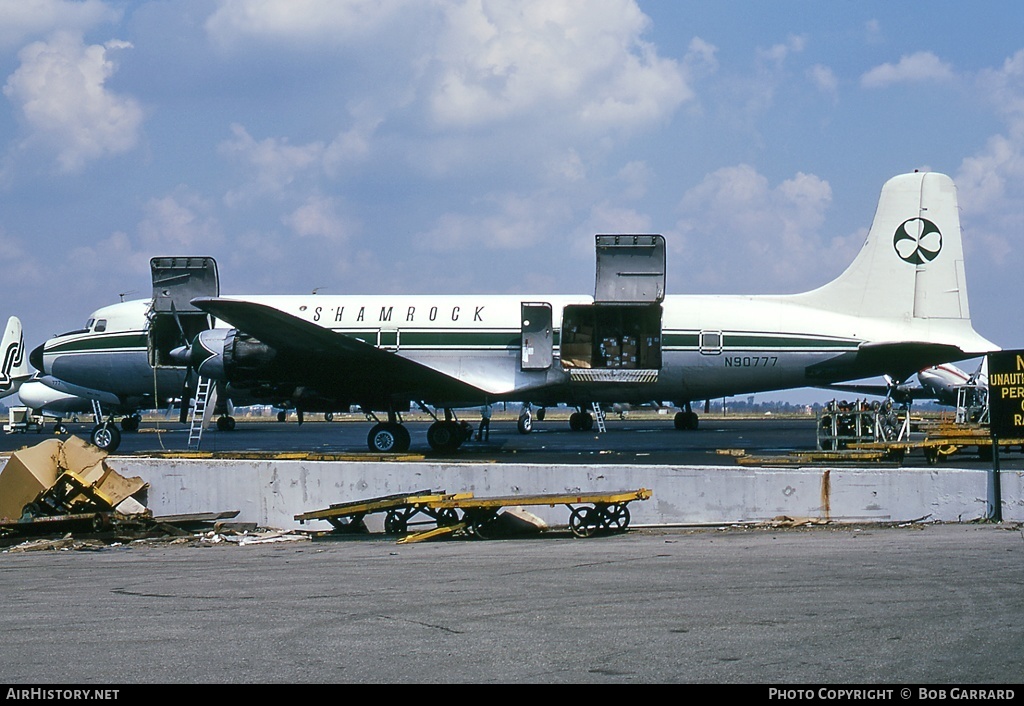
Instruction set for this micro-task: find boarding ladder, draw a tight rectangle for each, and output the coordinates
[187,377,214,450]
[591,401,607,433]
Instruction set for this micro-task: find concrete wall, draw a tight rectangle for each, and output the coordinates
[111,457,1024,531]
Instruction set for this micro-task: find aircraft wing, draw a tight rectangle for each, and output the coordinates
[191,297,489,402]
[816,381,933,404]
[805,341,971,384]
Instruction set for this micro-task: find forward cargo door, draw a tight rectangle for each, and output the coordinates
[521,302,553,370]
[148,256,220,368]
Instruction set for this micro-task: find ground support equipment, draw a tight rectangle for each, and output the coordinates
[851,423,1024,465]
[295,488,653,542]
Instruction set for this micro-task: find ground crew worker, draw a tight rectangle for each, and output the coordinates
[477,403,492,441]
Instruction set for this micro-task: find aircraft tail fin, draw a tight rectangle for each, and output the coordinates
[1,316,30,398]
[793,171,971,322]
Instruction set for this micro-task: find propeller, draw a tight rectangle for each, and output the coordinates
[166,301,197,425]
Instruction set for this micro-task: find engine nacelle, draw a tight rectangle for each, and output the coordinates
[190,328,277,383]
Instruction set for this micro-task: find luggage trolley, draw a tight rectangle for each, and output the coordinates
[295,488,653,542]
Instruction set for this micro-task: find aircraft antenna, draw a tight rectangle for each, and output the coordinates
[118,290,138,302]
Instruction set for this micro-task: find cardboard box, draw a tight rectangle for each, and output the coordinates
[0,436,149,520]
[560,343,592,368]
[0,439,63,521]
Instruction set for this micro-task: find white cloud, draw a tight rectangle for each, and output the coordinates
[137,190,223,251]
[543,149,587,184]
[807,64,838,100]
[757,34,806,66]
[953,50,1024,268]
[569,203,653,260]
[323,111,382,176]
[860,51,954,88]
[282,195,352,242]
[219,124,325,204]
[2,31,143,173]
[683,37,718,76]
[0,0,118,50]
[616,160,652,201]
[673,165,847,290]
[204,0,412,46]
[420,190,572,251]
[429,0,689,131]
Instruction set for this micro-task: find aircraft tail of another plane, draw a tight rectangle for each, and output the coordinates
[1,315,30,398]
[793,171,972,322]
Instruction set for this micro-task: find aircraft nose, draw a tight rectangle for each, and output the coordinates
[29,343,45,373]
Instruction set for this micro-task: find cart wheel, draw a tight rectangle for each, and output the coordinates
[468,511,498,539]
[433,508,460,527]
[569,506,597,538]
[886,448,906,464]
[601,503,631,532]
[924,448,938,465]
[384,509,409,534]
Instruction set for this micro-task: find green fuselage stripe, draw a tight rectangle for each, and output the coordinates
[47,328,860,355]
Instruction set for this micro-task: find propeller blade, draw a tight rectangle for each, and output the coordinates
[170,300,188,346]
[179,368,195,425]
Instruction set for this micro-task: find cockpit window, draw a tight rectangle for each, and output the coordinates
[94,319,107,332]
[86,318,95,329]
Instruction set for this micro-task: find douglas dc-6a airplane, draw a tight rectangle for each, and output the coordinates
[1,316,31,401]
[32,171,999,453]
[824,357,989,408]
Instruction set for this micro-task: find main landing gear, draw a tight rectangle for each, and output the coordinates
[365,406,476,454]
[568,408,595,431]
[86,400,123,453]
[90,421,121,453]
[517,403,545,434]
[424,406,474,453]
[367,420,411,453]
[674,401,699,430]
[120,413,142,432]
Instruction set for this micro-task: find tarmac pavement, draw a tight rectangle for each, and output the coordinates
[0,522,1021,686]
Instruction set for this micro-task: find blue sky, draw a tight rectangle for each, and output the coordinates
[3,1,1023,403]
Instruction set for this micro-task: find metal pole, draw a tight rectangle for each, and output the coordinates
[990,432,1003,523]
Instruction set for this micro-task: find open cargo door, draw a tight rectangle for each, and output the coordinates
[560,236,664,382]
[521,302,553,371]
[148,257,220,368]
[594,234,665,304]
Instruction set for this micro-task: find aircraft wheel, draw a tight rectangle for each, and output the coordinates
[427,421,461,452]
[53,423,67,435]
[325,412,334,422]
[277,410,287,423]
[674,411,699,430]
[217,415,236,431]
[91,423,121,453]
[368,423,410,453]
[581,412,594,431]
[121,415,140,432]
[536,407,546,421]
[517,414,532,434]
[569,412,581,431]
